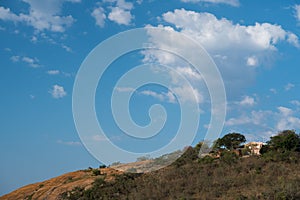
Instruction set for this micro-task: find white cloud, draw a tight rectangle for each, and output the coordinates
[225,106,300,136]
[246,56,258,67]
[276,106,300,130]
[140,90,176,103]
[142,27,209,105]
[145,9,299,100]
[116,86,176,103]
[22,56,40,68]
[239,96,255,106]
[47,70,60,75]
[0,7,20,21]
[115,0,133,10]
[115,87,135,92]
[226,110,272,127]
[175,66,202,80]
[108,7,133,25]
[0,0,80,32]
[49,84,67,99]
[119,85,201,104]
[226,115,251,126]
[11,55,40,67]
[165,91,176,103]
[290,100,300,106]
[294,4,300,21]
[57,140,82,146]
[287,32,300,47]
[93,0,134,26]
[31,36,37,42]
[285,83,295,91]
[181,0,239,7]
[91,6,106,28]
[10,55,20,62]
[142,48,178,66]
[61,44,72,52]
[140,90,165,101]
[172,85,203,104]
[277,106,292,116]
[162,9,299,51]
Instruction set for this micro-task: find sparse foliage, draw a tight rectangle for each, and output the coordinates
[61,131,300,200]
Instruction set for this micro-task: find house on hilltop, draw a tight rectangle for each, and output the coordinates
[244,142,264,155]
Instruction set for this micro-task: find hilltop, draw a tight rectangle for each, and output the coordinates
[1,130,300,200]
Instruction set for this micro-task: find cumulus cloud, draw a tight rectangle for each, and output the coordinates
[91,7,106,27]
[0,7,20,21]
[285,83,295,91]
[22,56,40,67]
[162,9,299,51]
[10,55,40,67]
[226,115,251,126]
[10,55,20,62]
[172,85,203,104]
[47,70,60,75]
[144,9,299,99]
[0,0,79,32]
[116,85,201,104]
[175,66,202,81]
[239,96,255,106]
[140,90,176,103]
[290,100,300,106]
[181,0,239,7]
[246,56,258,67]
[225,106,300,138]
[61,44,72,52]
[226,110,271,127]
[108,6,133,25]
[276,106,300,130]
[95,0,134,26]
[49,84,67,99]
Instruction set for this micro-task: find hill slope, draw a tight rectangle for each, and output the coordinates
[0,168,122,200]
[2,148,300,200]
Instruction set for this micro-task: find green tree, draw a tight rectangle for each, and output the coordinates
[268,130,300,152]
[216,133,246,150]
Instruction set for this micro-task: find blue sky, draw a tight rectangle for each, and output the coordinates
[1,0,300,196]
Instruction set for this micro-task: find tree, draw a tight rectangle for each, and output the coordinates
[216,133,246,150]
[268,130,300,152]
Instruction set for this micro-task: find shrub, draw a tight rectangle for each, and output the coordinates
[219,151,239,165]
[198,155,215,164]
[92,169,101,176]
